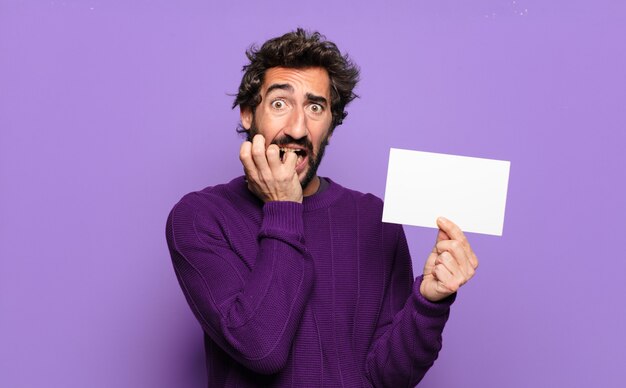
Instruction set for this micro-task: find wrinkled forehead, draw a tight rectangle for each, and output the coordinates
[261,67,331,100]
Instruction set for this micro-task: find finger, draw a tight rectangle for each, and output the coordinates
[424,251,437,271]
[434,251,463,279]
[239,141,258,178]
[283,149,298,171]
[434,254,467,292]
[436,217,476,260]
[431,228,450,254]
[432,263,456,294]
[436,228,450,243]
[469,251,479,270]
[436,240,475,280]
[436,217,468,246]
[251,134,272,178]
[266,144,282,171]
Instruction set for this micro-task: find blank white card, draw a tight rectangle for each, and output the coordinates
[382,148,511,236]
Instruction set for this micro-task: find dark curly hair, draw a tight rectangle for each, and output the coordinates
[232,28,360,135]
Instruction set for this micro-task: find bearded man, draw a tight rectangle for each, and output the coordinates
[166,29,478,387]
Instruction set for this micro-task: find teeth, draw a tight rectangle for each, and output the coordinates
[279,147,305,164]
[280,148,303,155]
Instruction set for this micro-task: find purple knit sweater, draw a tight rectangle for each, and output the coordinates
[165,176,454,387]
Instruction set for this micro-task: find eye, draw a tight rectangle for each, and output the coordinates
[271,99,286,110]
[309,103,324,114]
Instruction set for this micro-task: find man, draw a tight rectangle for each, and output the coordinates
[166,29,478,387]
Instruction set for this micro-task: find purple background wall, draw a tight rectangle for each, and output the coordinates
[1,1,625,387]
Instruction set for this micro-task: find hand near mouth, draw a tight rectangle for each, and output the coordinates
[240,134,303,203]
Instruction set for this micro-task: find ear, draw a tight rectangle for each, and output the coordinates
[240,107,253,130]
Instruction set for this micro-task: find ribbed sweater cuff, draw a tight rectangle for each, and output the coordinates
[261,201,305,237]
[411,275,456,317]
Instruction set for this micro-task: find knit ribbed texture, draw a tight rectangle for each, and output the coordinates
[165,176,455,387]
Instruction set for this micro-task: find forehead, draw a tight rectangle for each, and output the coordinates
[261,67,331,98]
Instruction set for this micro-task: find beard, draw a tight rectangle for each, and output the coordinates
[248,119,330,191]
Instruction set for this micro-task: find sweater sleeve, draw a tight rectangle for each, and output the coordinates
[365,224,455,387]
[165,198,315,375]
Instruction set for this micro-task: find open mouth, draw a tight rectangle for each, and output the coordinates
[279,147,307,163]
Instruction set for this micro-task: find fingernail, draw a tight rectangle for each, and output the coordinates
[438,217,447,223]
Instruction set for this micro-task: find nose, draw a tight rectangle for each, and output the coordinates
[283,106,307,140]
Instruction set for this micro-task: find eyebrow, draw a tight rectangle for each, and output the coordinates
[306,93,328,107]
[265,83,328,107]
[266,83,294,95]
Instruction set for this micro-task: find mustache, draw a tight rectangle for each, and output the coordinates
[248,120,313,153]
[271,135,313,152]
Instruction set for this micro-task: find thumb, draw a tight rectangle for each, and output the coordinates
[436,227,450,243]
[430,228,450,254]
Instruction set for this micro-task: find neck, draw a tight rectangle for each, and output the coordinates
[302,175,320,197]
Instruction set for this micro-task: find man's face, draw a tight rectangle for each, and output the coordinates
[241,67,333,194]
